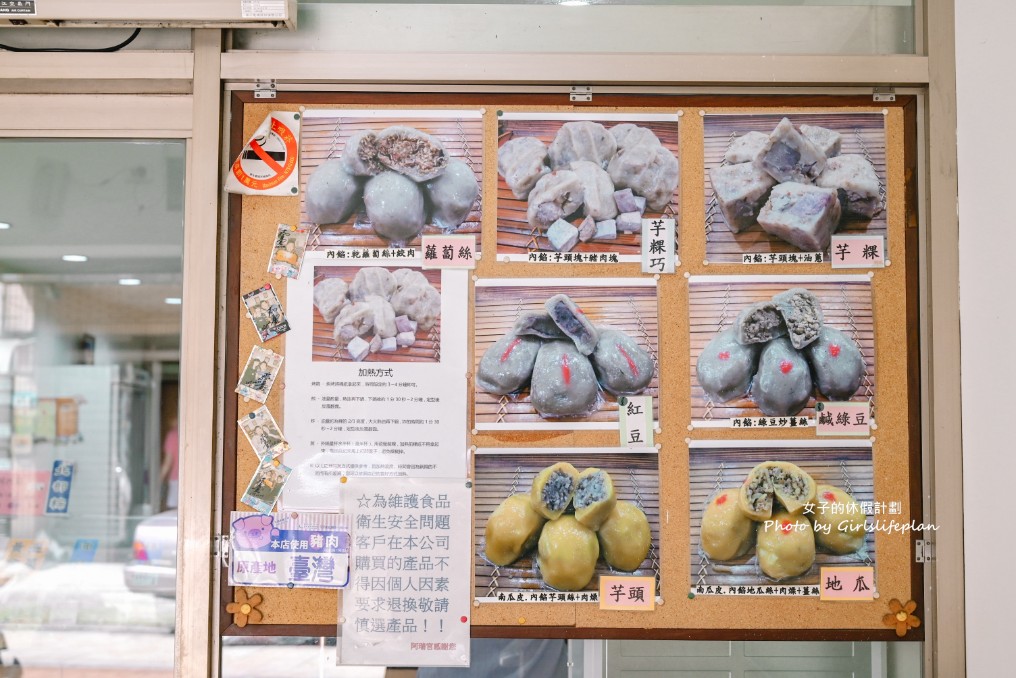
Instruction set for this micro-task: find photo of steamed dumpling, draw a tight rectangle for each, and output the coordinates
[299,111,483,250]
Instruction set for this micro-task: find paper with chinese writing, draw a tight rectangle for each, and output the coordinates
[618,396,654,447]
[599,576,656,611]
[282,256,469,510]
[421,235,477,269]
[830,235,886,269]
[819,566,875,600]
[341,478,471,668]
[816,401,871,436]
[641,218,675,273]
[44,460,74,515]
[229,511,350,589]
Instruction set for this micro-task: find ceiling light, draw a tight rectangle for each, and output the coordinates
[164,297,182,305]
[0,222,10,230]
[560,1,590,5]
[118,278,142,286]
[62,254,88,262]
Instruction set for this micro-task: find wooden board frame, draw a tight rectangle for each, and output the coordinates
[221,91,922,642]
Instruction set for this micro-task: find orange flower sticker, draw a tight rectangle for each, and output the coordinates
[882,598,920,637]
[226,588,264,628]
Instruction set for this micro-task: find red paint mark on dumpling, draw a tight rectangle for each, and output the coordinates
[823,491,837,502]
[500,337,522,362]
[779,521,795,534]
[779,359,794,374]
[561,353,571,385]
[716,493,728,505]
[718,351,730,361]
[617,344,638,376]
[829,344,841,358]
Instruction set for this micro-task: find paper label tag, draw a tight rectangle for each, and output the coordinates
[730,416,812,429]
[240,0,287,20]
[71,539,100,563]
[820,566,875,600]
[229,512,350,589]
[742,252,824,265]
[618,395,653,447]
[641,218,675,274]
[816,401,871,436]
[600,576,656,611]
[0,1,36,16]
[830,235,886,268]
[422,235,477,269]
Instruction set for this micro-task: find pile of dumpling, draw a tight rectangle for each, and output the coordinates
[313,268,440,361]
[700,460,867,581]
[305,126,479,244]
[498,121,679,251]
[476,293,654,419]
[485,462,652,591]
[710,117,882,251]
[696,288,866,417]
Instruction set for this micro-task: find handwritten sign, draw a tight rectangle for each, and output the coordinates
[421,235,476,269]
[820,566,875,600]
[618,395,653,447]
[341,478,471,668]
[816,401,871,436]
[599,576,656,611]
[641,218,675,274]
[830,235,886,269]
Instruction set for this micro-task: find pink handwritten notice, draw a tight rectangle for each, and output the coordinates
[421,235,477,270]
[820,567,875,601]
[816,401,870,436]
[599,576,656,611]
[830,235,886,269]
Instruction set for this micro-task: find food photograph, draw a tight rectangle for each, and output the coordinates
[299,110,483,249]
[704,112,887,263]
[689,441,875,593]
[473,279,659,429]
[689,275,875,424]
[496,113,679,259]
[474,448,660,601]
[310,265,441,363]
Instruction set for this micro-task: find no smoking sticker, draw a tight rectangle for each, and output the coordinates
[226,112,301,196]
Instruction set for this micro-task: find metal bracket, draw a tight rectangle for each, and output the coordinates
[255,79,278,99]
[570,85,593,103]
[873,87,896,103]
[214,534,230,569]
[915,539,934,563]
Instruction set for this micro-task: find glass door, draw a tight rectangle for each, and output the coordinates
[0,138,185,676]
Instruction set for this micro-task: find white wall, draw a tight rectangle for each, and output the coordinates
[956,1,1016,675]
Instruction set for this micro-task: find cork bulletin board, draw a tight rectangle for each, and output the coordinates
[222,93,921,642]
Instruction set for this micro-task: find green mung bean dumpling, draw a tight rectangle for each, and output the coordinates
[484,494,547,567]
[537,515,599,591]
[530,462,580,520]
[572,468,617,530]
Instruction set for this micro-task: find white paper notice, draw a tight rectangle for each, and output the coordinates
[282,256,468,511]
[641,218,676,274]
[340,478,471,668]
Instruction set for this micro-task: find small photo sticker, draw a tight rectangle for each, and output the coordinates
[268,224,309,279]
[238,405,290,461]
[236,346,284,404]
[243,284,291,342]
[242,457,293,514]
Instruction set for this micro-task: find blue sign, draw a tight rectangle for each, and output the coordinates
[44,460,74,515]
[70,538,99,562]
